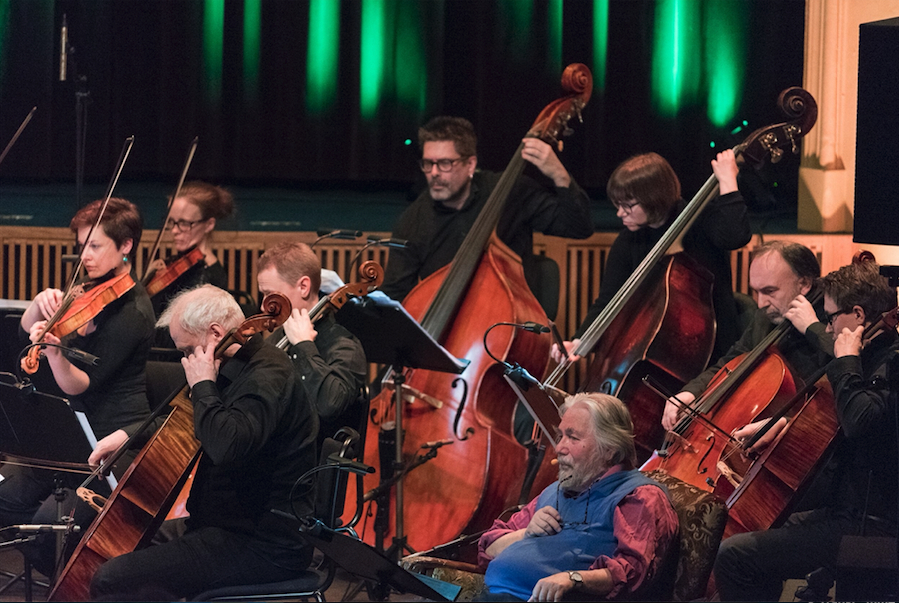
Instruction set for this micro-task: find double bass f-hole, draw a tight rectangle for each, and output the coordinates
[451,377,472,441]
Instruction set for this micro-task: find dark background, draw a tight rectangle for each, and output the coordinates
[0,0,805,222]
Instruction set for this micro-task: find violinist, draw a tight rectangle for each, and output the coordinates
[661,241,833,432]
[553,150,751,365]
[148,181,234,339]
[714,259,899,602]
[380,115,594,302]
[0,198,155,571]
[91,284,318,600]
[257,242,367,446]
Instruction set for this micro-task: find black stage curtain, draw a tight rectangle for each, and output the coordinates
[0,0,804,201]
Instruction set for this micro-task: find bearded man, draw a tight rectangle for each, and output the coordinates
[476,393,678,601]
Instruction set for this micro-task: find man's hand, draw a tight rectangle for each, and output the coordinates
[283,308,317,345]
[89,429,128,467]
[783,295,818,334]
[834,325,864,358]
[732,417,787,456]
[525,506,563,538]
[529,572,573,602]
[182,344,220,387]
[521,138,571,188]
[662,392,695,431]
[550,339,581,363]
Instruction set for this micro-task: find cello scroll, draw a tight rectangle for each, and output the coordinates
[739,87,817,168]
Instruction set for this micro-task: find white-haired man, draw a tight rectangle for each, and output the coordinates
[477,393,678,601]
[90,284,318,600]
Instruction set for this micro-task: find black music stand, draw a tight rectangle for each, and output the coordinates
[291,515,461,602]
[336,294,468,561]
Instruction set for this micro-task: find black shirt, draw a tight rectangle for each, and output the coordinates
[381,170,594,302]
[575,191,751,361]
[186,335,318,568]
[271,313,367,444]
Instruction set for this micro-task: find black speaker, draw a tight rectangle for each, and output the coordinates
[854,17,899,246]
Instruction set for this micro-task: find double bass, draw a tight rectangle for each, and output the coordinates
[360,64,593,553]
[545,87,819,460]
[48,293,291,602]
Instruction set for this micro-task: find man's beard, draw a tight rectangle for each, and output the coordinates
[557,454,608,493]
[428,178,468,206]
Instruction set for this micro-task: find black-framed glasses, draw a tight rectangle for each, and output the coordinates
[612,200,641,213]
[825,308,851,326]
[419,157,467,173]
[166,218,205,231]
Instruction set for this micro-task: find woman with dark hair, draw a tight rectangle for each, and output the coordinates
[554,150,751,363]
[5,197,155,573]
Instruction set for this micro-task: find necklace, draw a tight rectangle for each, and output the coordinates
[556,482,592,528]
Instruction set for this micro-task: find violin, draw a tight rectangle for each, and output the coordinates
[143,246,205,297]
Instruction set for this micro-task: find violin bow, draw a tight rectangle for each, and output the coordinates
[141,136,199,283]
[0,106,37,167]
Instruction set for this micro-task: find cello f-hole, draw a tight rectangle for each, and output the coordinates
[697,435,715,475]
[451,377,472,441]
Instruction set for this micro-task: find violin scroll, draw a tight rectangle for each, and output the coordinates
[739,87,818,168]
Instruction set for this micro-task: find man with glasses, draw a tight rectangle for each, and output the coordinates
[380,115,593,302]
[475,393,678,601]
[661,240,834,433]
[714,259,898,601]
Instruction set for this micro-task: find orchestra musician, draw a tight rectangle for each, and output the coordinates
[90,284,318,600]
[379,115,594,302]
[148,181,234,344]
[476,393,678,602]
[661,240,834,432]
[0,198,155,572]
[714,259,899,601]
[553,150,751,365]
[256,241,367,446]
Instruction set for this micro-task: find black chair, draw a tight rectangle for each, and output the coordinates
[191,428,364,603]
[523,254,560,322]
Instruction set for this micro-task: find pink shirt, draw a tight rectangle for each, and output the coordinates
[478,483,678,599]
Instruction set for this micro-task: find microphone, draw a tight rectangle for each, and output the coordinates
[13,524,81,533]
[326,452,375,475]
[504,363,541,390]
[520,321,550,333]
[366,236,409,249]
[59,14,68,82]
[65,348,100,366]
[316,229,363,240]
[421,439,454,450]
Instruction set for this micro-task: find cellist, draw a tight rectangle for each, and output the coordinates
[0,198,155,573]
[714,259,899,602]
[90,284,318,600]
[379,115,594,303]
[552,150,751,365]
[661,240,834,431]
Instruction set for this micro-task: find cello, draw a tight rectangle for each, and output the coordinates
[360,64,593,554]
[545,87,819,460]
[48,293,291,602]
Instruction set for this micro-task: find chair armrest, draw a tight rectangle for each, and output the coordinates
[401,555,483,574]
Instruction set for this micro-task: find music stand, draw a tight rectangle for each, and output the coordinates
[502,368,566,446]
[288,514,461,602]
[336,294,468,561]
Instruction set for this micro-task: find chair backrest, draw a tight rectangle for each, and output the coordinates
[642,469,729,601]
[313,427,362,528]
[145,360,187,409]
[523,254,560,321]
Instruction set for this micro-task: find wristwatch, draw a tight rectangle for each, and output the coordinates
[567,570,583,590]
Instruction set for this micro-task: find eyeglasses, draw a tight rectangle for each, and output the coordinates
[612,200,641,213]
[825,309,851,326]
[419,157,467,173]
[166,218,205,231]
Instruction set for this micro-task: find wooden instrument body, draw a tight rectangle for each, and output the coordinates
[581,253,716,460]
[361,236,553,551]
[49,390,199,601]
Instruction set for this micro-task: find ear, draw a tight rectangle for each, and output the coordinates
[466,155,478,177]
[120,238,134,256]
[296,275,313,300]
[852,304,867,326]
[208,322,227,344]
[204,217,216,235]
[798,277,814,296]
